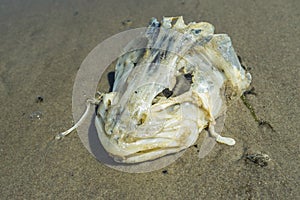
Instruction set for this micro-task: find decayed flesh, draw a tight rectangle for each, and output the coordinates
[96,16,251,163]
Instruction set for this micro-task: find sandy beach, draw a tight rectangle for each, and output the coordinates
[0,0,299,199]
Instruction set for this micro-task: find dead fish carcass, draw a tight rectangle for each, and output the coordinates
[95,16,251,163]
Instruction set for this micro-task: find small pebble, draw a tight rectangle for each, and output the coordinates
[36,96,44,103]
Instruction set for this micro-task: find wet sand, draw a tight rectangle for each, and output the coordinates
[0,0,299,199]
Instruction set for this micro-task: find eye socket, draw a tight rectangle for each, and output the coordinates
[191,29,202,35]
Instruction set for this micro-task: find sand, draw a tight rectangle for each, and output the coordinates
[0,0,299,199]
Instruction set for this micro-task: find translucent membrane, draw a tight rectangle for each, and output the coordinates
[72,28,185,173]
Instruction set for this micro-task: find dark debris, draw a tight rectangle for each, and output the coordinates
[162,88,173,98]
[35,95,44,103]
[245,153,270,167]
[122,19,132,26]
[243,87,257,96]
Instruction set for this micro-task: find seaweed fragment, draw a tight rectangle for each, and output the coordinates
[241,94,274,131]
